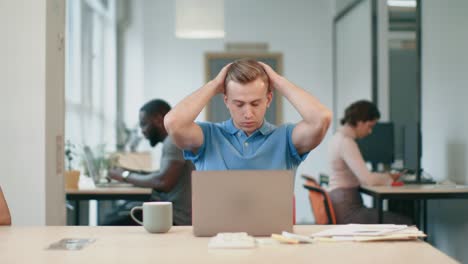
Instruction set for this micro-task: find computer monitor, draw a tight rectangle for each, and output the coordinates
[403,122,422,178]
[357,122,395,171]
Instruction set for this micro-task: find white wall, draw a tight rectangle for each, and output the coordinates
[376,0,389,121]
[335,0,373,129]
[0,0,65,225]
[422,0,468,262]
[141,0,333,223]
[334,0,389,124]
[120,0,145,128]
[334,0,359,14]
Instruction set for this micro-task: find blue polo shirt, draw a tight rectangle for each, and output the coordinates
[183,119,309,171]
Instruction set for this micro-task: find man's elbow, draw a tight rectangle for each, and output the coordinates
[158,180,175,193]
[164,114,190,150]
[320,108,333,132]
[163,111,178,135]
[315,109,332,140]
[160,184,172,193]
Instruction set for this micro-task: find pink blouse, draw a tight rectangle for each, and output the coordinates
[328,125,393,191]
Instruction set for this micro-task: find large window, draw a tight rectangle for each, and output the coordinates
[65,0,117,158]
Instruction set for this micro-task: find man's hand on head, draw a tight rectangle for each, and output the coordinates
[258,62,286,91]
[211,63,232,94]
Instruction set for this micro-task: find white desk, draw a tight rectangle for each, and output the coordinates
[0,226,457,264]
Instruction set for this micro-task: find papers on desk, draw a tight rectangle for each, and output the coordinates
[311,224,426,242]
[271,232,315,244]
[78,176,96,189]
[208,233,256,249]
[208,231,314,249]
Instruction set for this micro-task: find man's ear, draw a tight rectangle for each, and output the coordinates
[266,91,273,108]
[151,114,164,127]
[224,94,229,107]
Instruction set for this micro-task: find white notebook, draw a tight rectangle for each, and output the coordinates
[311,224,409,237]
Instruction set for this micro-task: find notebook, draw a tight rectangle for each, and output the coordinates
[192,170,294,237]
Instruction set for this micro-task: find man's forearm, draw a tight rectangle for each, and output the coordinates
[125,172,157,188]
[164,81,220,151]
[275,78,332,153]
[126,171,171,192]
[126,161,185,193]
[276,78,331,125]
[164,81,218,135]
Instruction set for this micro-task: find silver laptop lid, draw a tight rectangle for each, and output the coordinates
[192,170,294,237]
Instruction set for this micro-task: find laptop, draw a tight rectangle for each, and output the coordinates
[83,146,99,183]
[83,146,132,187]
[192,170,294,237]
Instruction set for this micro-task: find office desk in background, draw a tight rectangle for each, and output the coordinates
[66,187,152,225]
[360,184,468,234]
[0,226,457,264]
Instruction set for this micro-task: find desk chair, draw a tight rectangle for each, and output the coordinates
[302,175,336,225]
[0,186,12,225]
[319,173,330,187]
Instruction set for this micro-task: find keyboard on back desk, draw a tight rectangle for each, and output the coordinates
[95,182,134,188]
[401,174,435,184]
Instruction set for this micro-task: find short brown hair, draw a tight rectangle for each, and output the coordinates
[224,59,270,93]
[340,100,380,126]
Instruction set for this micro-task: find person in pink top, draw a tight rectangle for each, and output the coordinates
[328,100,410,224]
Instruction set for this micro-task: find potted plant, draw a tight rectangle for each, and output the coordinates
[64,140,81,189]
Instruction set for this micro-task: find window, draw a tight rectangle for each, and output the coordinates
[65,0,117,154]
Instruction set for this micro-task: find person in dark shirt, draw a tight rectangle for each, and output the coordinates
[108,99,194,225]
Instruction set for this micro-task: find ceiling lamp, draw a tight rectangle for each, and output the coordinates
[175,0,225,39]
[387,0,417,8]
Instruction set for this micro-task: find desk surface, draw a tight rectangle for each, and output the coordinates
[0,226,457,264]
[66,187,152,195]
[361,184,468,195]
[65,187,153,225]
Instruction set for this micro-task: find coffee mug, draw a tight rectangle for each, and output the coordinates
[130,201,172,233]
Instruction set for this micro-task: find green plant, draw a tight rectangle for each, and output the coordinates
[65,140,78,171]
[81,144,119,181]
[93,144,108,174]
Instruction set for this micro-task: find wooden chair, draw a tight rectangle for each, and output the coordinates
[302,174,336,225]
[0,186,12,225]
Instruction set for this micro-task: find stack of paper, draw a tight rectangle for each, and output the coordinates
[311,224,426,242]
[271,232,315,244]
[208,233,256,249]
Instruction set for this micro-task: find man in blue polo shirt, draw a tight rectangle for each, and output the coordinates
[164,59,332,171]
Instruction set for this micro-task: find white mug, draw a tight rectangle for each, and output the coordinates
[130,201,172,233]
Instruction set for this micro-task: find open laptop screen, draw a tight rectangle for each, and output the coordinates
[192,170,294,237]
